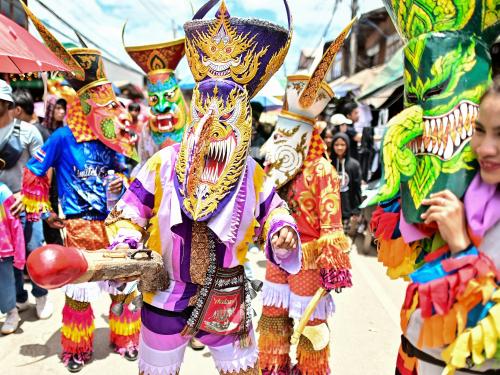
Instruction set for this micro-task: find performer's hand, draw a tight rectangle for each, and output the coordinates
[10,192,25,218]
[108,176,123,195]
[421,190,471,253]
[271,225,298,253]
[45,212,65,229]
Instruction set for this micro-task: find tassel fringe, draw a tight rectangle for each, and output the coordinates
[441,300,500,374]
[262,281,290,309]
[258,314,293,369]
[312,232,352,271]
[377,237,420,280]
[296,335,330,375]
[21,168,51,221]
[109,301,141,351]
[61,302,94,357]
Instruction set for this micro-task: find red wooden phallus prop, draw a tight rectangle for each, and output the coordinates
[27,245,88,289]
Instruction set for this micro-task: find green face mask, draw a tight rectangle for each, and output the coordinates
[147,72,188,146]
[372,0,499,223]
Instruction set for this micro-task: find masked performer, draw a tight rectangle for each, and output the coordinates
[104,1,302,374]
[123,32,189,174]
[258,21,354,375]
[20,4,141,372]
[367,1,500,374]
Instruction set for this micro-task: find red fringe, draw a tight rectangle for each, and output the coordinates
[404,253,497,319]
[396,344,418,375]
[61,304,94,328]
[21,167,50,221]
[258,314,293,369]
[296,335,330,375]
[108,302,141,350]
[370,206,399,240]
[61,303,94,356]
[61,335,93,355]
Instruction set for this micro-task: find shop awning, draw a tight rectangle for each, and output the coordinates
[329,64,385,97]
[357,47,404,103]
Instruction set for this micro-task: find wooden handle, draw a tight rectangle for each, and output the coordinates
[290,287,328,345]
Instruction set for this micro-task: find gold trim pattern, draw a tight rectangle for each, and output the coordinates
[76,78,110,96]
[280,110,316,126]
[124,38,185,53]
[298,18,355,108]
[147,69,174,77]
[68,48,102,56]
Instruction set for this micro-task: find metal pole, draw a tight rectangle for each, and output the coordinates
[349,0,358,76]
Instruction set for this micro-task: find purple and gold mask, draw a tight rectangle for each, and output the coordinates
[124,35,188,146]
[175,0,292,221]
[22,3,138,160]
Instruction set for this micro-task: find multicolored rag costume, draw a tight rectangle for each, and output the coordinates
[105,1,300,374]
[123,30,189,172]
[19,3,141,368]
[258,21,355,375]
[367,1,500,374]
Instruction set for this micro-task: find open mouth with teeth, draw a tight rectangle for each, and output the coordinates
[198,136,236,185]
[156,113,178,132]
[406,101,478,161]
[203,58,240,78]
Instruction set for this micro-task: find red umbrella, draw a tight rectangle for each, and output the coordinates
[0,13,69,73]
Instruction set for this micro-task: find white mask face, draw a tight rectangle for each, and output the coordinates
[266,75,333,188]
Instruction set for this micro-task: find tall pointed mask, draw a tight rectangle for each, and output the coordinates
[175,0,292,221]
[21,2,138,160]
[123,29,188,146]
[266,19,355,188]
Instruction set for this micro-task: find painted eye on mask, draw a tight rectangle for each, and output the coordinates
[149,95,159,106]
[219,112,232,121]
[273,132,287,144]
[164,90,175,100]
[406,92,418,105]
[422,82,447,101]
[105,101,119,111]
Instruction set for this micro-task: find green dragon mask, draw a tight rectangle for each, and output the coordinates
[371,0,499,223]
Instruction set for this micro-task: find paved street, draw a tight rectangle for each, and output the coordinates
[0,249,407,375]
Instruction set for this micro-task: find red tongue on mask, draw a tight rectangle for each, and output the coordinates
[205,157,225,177]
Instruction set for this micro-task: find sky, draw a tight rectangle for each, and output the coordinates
[27,0,385,84]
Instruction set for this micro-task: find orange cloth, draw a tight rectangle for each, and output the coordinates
[64,218,109,250]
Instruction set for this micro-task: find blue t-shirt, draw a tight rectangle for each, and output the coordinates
[27,126,126,218]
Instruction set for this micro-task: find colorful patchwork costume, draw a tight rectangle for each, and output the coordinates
[123,31,189,174]
[19,3,141,371]
[258,22,355,375]
[105,1,301,374]
[367,1,500,374]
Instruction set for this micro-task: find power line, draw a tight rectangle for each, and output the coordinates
[311,0,342,55]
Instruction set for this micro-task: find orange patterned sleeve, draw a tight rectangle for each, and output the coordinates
[313,159,351,271]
